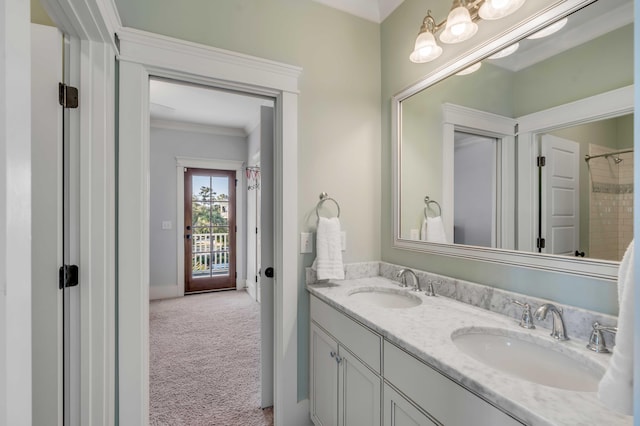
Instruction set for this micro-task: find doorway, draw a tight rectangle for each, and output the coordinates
[117,31,303,424]
[184,168,237,292]
[148,77,275,422]
[453,131,499,247]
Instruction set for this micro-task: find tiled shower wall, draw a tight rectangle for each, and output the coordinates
[588,144,634,261]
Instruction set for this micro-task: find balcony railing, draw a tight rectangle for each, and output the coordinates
[192,233,229,276]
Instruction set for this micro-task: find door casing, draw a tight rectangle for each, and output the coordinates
[117,28,305,425]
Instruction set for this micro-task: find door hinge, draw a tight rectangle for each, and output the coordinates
[256,227,258,234]
[58,83,79,108]
[255,275,258,283]
[235,225,237,232]
[537,156,546,167]
[59,265,79,289]
[536,238,546,249]
[235,179,238,187]
[514,123,519,135]
[235,272,237,279]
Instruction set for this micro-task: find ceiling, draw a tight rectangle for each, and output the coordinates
[311,0,405,23]
[486,0,632,72]
[149,79,273,135]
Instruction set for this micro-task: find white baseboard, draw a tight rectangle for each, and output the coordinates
[149,284,180,300]
[246,279,257,300]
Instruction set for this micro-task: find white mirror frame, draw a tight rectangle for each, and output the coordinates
[392,0,621,281]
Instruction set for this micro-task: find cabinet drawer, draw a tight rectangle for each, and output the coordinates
[311,295,381,373]
[384,341,523,426]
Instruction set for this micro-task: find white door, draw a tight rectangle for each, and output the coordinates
[260,106,275,408]
[31,23,64,426]
[540,135,580,256]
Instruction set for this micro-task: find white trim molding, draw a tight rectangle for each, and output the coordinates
[117,27,301,94]
[117,28,306,426]
[151,118,247,137]
[1,1,32,423]
[441,104,517,249]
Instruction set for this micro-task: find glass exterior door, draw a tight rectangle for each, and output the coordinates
[184,168,237,292]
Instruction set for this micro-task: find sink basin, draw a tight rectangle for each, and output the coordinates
[348,287,422,309]
[451,327,604,392]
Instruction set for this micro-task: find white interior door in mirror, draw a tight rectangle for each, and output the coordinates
[454,132,498,247]
[540,135,579,256]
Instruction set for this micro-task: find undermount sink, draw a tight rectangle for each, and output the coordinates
[451,327,604,392]
[347,287,422,309]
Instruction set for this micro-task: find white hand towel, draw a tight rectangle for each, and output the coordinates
[311,217,344,280]
[597,239,634,415]
[426,216,447,243]
[420,217,428,241]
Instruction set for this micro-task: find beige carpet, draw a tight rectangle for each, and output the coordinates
[150,290,274,425]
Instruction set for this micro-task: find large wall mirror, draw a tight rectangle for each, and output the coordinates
[392,0,633,280]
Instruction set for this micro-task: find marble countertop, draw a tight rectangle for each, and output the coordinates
[307,276,632,426]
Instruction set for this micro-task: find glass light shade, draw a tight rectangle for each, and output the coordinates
[488,42,519,59]
[527,17,568,40]
[409,31,443,63]
[439,6,478,44]
[456,62,482,75]
[479,0,526,20]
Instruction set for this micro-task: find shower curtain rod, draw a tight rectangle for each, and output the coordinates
[584,148,634,162]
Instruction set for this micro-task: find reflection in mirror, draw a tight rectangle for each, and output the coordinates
[397,0,633,264]
[540,115,633,261]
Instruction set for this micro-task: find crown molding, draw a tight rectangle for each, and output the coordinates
[150,119,247,137]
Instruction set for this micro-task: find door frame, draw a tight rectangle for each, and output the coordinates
[517,84,634,253]
[176,158,245,297]
[117,27,305,425]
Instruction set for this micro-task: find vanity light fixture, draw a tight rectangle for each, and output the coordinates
[409,12,444,63]
[410,0,527,63]
[488,42,519,59]
[455,62,482,75]
[439,1,478,44]
[527,17,568,39]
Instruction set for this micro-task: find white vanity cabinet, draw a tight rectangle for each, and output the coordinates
[383,384,437,426]
[310,297,382,426]
[309,295,523,426]
[384,341,524,426]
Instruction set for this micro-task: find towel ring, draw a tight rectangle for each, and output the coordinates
[316,192,341,220]
[424,196,441,218]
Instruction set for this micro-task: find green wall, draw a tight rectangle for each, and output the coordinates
[382,0,632,317]
[31,0,55,26]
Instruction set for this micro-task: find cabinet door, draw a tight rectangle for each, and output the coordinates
[383,384,438,426]
[338,347,381,426]
[311,323,339,426]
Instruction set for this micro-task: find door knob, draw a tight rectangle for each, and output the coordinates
[265,267,274,278]
[186,225,191,230]
[186,234,191,239]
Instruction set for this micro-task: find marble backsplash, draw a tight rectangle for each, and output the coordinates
[306,261,618,346]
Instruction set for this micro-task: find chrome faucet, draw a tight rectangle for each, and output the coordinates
[511,300,535,329]
[396,269,420,291]
[586,321,617,353]
[534,303,569,341]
